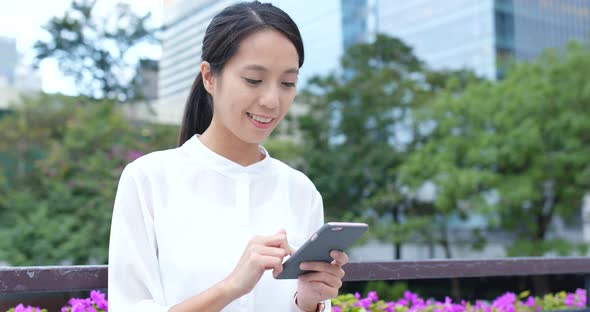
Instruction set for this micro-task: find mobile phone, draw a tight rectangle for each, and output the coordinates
[274,222,368,279]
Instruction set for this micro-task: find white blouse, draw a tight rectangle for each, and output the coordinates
[108,135,332,311]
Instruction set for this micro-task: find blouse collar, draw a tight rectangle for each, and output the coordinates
[181,134,275,181]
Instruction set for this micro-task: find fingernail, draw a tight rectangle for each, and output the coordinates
[299,263,306,270]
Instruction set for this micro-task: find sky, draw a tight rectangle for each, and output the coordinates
[0,0,164,94]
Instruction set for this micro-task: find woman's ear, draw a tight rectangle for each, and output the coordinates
[200,61,215,94]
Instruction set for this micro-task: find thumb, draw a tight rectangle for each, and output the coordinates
[275,229,293,255]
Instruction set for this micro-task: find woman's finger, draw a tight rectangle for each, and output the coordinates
[253,245,289,258]
[330,250,349,266]
[299,272,342,293]
[261,229,292,254]
[300,262,345,279]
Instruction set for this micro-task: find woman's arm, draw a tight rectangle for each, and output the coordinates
[109,164,176,311]
[168,279,239,312]
[169,230,295,311]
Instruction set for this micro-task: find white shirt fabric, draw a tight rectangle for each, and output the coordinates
[108,135,332,311]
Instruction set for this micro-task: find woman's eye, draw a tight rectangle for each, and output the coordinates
[244,78,262,85]
[282,82,296,88]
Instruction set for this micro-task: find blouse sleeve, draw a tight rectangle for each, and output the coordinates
[108,164,173,312]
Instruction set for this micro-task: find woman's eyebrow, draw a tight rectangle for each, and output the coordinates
[243,64,299,74]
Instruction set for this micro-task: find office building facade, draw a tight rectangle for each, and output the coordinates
[377,0,590,79]
[0,37,18,86]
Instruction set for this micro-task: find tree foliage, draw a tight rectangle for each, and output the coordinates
[0,95,177,265]
[297,34,478,258]
[33,0,159,101]
[400,42,590,256]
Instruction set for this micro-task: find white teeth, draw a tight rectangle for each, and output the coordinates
[248,113,273,123]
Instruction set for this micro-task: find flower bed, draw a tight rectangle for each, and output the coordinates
[5,289,587,312]
[6,290,108,312]
[332,289,587,312]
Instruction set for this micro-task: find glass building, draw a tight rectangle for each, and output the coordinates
[495,0,590,77]
[0,37,17,85]
[377,0,590,79]
[341,0,377,50]
[378,0,497,78]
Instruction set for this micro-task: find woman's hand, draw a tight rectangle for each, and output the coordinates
[295,250,349,311]
[223,229,294,298]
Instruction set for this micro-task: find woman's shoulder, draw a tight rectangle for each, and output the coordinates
[269,158,318,194]
[122,146,184,180]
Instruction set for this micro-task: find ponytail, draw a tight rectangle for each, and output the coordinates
[178,72,213,146]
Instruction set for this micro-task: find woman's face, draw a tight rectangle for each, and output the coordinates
[202,29,299,144]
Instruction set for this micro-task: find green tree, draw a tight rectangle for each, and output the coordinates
[0,94,178,265]
[33,0,159,101]
[400,41,590,258]
[297,34,478,259]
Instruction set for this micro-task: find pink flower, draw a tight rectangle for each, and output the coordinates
[13,304,43,312]
[576,289,587,307]
[492,292,516,310]
[355,298,372,309]
[565,293,576,306]
[368,290,379,302]
[397,298,409,306]
[91,290,108,310]
[525,296,536,307]
[127,149,144,161]
[14,304,27,312]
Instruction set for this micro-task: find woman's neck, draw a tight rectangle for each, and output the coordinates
[199,122,264,167]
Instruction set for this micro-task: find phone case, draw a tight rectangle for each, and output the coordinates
[275,222,368,279]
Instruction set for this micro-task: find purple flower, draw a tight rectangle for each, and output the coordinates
[576,289,587,307]
[354,292,361,299]
[127,149,144,161]
[13,304,42,312]
[91,290,108,310]
[397,298,409,306]
[368,290,379,302]
[492,292,516,310]
[565,293,576,306]
[525,296,536,307]
[355,297,373,309]
[385,302,396,311]
[404,291,418,301]
[14,304,26,312]
[332,307,341,312]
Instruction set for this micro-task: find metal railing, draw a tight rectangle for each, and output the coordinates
[1,258,590,310]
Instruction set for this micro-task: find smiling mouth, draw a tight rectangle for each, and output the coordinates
[246,112,275,124]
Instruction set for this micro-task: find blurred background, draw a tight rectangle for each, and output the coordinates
[0,0,589,307]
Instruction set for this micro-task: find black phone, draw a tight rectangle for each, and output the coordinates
[274,222,368,279]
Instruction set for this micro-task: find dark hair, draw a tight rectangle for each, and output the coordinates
[177,1,305,146]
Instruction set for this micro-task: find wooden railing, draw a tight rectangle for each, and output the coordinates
[1,258,590,310]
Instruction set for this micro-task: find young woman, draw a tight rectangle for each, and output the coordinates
[108,2,348,311]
